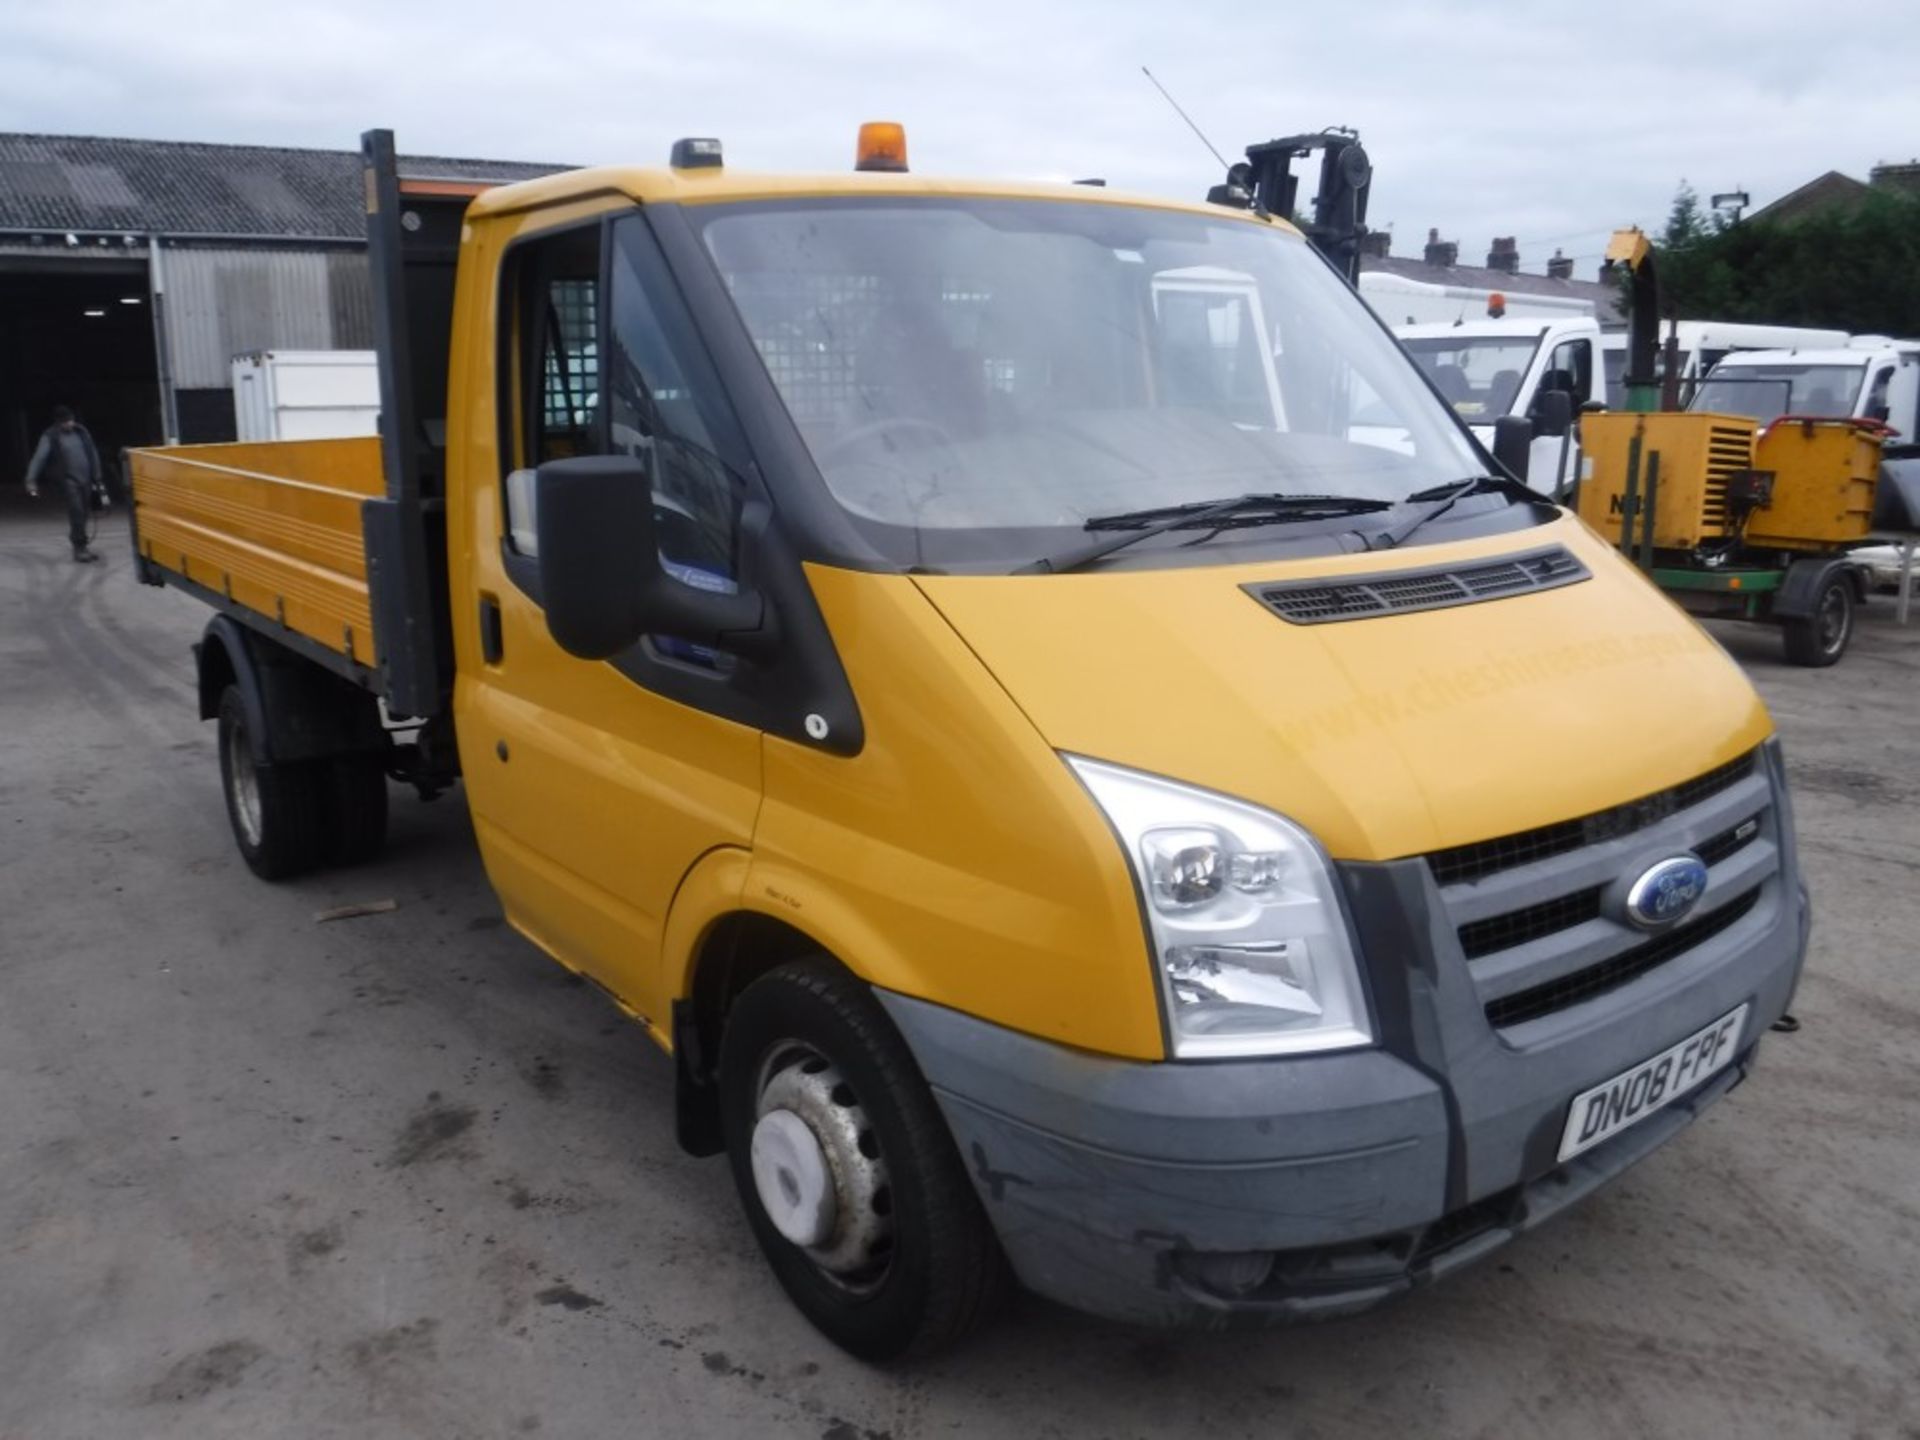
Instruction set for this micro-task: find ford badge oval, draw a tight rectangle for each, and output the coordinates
[1625,855,1710,929]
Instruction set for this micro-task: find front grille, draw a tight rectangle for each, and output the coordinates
[1247,545,1588,626]
[1457,811,1765,961]
[1429,751,1758,887]
[1485,888,1762,1029]
[1458,886,1604,960]
[1696,813,1763,867]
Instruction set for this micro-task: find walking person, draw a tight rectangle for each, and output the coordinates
[24,405,103,563]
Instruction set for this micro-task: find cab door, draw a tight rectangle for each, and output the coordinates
[1528,333,1592,498]
[458,210,762,1031]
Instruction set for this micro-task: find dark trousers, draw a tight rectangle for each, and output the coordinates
[61,474,91,553]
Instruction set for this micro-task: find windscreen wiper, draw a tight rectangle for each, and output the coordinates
[1019,492,1393,575]
[1370,474,1535,550]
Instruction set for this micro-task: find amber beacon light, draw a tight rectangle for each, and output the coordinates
[855,122,909,172]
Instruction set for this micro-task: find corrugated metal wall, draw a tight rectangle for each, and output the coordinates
[161,245,372,389]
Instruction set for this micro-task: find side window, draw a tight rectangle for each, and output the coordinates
[1546,338,1593,406]
[1865,366,1894,420]
[499,216,745,634]
[611,217,748,672]
[607,215,744,602]
[503,224,603,556]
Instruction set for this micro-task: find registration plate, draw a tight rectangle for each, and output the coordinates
[1557,1004,1749,1162]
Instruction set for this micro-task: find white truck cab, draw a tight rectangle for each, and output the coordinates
[1601,322,1850,410]
[1396,315,1600,496]
[1691,341,1920,436]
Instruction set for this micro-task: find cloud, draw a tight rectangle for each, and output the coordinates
[2,0,1915,278]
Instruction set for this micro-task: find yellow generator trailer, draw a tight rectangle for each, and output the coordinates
[1576,409,1886,665]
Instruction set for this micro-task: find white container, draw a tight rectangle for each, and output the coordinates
[231,350,380,442]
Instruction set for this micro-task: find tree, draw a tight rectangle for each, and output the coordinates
[1652,186,1920,334]
[1661,183,1715,250]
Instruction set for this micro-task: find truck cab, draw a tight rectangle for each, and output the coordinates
[128,128,1810,1360]
[1396,316,1600,496]
[1691,341,1920,435]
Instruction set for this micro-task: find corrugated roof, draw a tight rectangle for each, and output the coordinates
[0,132,569,239]
[1362,253,1622,319]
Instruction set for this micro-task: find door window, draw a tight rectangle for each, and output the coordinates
[499,213,748,669]
[1544,338,1593,407]
[502,224,603,554]
[607,217,744,604]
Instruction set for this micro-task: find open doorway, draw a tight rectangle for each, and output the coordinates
[0,259,161,504]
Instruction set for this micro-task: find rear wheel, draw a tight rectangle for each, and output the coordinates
[217,686,328,879]
[717,959,1006,1360]
[1781,575,1853,667]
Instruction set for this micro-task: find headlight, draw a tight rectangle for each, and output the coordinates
[1067,756,1373,1059]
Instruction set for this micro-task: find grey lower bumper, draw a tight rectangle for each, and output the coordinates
[877,875,1807,1327]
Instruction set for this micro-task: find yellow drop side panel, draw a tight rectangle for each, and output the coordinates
[128,437,384,666]
[1747,421,1881,550]
[745,568,1164,1061]
[1578,412,1756,550]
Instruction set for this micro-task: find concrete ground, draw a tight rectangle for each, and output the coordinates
[2,505,1916,1440]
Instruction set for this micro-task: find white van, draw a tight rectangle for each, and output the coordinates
[1691,341,1920,435]
[1396,316,1600,496]
[1600,323,1850,410]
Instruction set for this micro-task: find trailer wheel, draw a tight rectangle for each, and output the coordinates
[322,753,389,866]
[1781,574,1854,667]
[217,685,328,879]
[717,958,1006,1360]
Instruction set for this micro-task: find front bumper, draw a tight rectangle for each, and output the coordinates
[878,750,1811,1328]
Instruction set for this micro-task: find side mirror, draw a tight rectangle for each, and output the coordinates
[1491,414,1533,481]
[1532,388,1574,440]
[534,454,766,661]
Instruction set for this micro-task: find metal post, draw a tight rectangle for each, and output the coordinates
[1640,451,1661,571]
[1898,537,1916,627]
[147,235,180,443]
[1621,433,1644,558]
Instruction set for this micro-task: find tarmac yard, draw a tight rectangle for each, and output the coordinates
[2,508,1917,1440]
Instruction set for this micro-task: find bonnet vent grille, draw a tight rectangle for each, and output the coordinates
[1247,545,1589,625]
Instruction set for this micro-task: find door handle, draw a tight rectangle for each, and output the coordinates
[479,594,504,665]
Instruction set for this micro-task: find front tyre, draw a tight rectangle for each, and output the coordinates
[718,959,1006,1360]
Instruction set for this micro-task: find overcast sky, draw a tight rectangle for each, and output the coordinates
[4,0,1917,276]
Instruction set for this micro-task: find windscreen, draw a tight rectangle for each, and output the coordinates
[1690,363,1864,423]
[697,199,1480,568]
[1399,335,1542,422]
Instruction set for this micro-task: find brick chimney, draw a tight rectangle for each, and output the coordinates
[1423,227,1458,268]
[1359,229,1391,259]
[1546,248,1574,281]
[1486,236,1519,274]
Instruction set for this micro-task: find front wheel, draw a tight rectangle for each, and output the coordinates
[1781,574,1854,667]
[717,959,1006,1360]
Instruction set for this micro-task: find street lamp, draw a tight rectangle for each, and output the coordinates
[1711,190,1750,224]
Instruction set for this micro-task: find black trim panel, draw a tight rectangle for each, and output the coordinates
[1245,544,1589,626]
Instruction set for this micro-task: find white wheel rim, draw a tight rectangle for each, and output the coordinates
[750,1108,836,1247]
[751,1045,894,1288]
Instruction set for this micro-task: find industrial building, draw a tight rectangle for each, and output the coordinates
[0,133,560,485]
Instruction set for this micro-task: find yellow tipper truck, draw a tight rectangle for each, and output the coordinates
[128,126,1809,1359]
